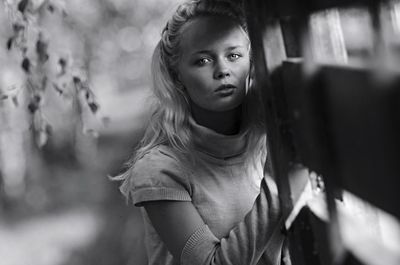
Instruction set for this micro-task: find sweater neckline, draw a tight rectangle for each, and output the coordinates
[189,117,249,159]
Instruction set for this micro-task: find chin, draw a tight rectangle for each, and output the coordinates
[212,101,243,112]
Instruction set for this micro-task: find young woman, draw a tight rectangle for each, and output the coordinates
[115,0,286,264]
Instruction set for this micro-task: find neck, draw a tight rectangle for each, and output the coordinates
[190,102,242,135]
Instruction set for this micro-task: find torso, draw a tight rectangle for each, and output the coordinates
[141,143,266,265]
[137,118,267,265]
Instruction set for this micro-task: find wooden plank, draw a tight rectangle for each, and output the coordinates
[308,9,348,64]
[282,59,348,265]
[250,0,386,19]
[244,2,321,265]
[307,189,400,265]
[245,1,399,264]
[282,60,400,217]
[245,0,293,216]
[321,65,400,218]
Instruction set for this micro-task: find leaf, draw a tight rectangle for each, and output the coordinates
[53,83,63,95]
[12,23,24,33]
[41,76,47,91]
[33,94,41,104]
[36,130,48,148]
[83,128,99,138]
[73,76,81,85]
[6,38,13,50]
[47,4,54,13]
[45,124,53,136]
[21,57,30,73]
[101,116,111,126]
[58,58,67,75]
[18,0,29,13]
[28,102,38,113]
[59,58,67,67]
[88,102,99,113]
[12,96,19,107]
[39,54,49,63]
[36,37,49,63]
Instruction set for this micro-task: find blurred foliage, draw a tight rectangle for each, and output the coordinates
[0,0,182,265]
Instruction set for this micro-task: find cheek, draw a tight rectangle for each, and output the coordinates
[236,67,250,88]
[180,70,210,91]
[232,60,251,79]
[179,73,204,101]
[241,62,251,78]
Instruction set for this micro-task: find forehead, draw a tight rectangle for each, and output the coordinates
[179,16,249,56]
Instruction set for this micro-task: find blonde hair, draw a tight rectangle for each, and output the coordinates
[115,0,267,199]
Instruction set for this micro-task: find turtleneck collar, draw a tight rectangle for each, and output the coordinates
[189,117,249,159]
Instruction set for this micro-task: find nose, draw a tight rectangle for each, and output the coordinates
[213,60,230,79]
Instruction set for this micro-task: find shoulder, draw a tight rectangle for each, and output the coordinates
[134,144,181,173]
[125,144,192,206]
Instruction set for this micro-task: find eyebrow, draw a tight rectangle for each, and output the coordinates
[190,45,246,56]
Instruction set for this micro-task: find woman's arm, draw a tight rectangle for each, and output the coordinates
[144,200,205,257]
[143,179,283,265]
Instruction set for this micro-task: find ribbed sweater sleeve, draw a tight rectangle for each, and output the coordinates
[125,146,192,207]
[180,178,284,265]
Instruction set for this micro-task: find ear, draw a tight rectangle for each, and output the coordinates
[245,61,255,92]
[249,59,255,78]
[248,61,255,84]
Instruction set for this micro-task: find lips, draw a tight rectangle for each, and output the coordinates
[214,84,236,92]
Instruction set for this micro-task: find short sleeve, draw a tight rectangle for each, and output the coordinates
[126,145,192,207]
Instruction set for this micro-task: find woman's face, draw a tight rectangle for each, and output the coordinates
[177,16,250,112]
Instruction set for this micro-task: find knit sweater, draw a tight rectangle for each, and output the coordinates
[128,119,284,265]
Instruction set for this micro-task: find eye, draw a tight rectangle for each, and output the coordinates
[228,53,242,61]
[195,57,212,66]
